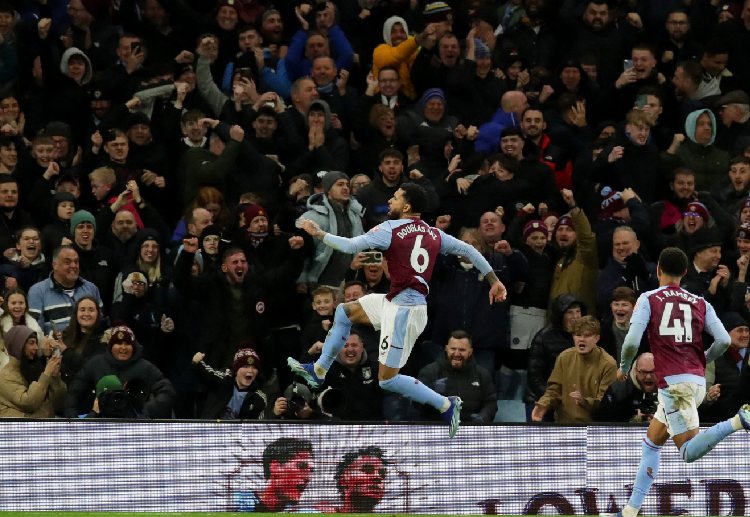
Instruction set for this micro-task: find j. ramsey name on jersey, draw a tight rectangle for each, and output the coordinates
[653,289,699,305]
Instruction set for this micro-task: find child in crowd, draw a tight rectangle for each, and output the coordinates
[301,286,337,359]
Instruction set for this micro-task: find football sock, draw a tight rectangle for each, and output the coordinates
[627,437,661,512]
[679,420,734,463]
[380,374,446,410]
[314,304,352,374]
[730,414,743,431]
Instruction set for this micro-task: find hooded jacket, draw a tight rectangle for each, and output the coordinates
[525,293,586,403]
[663,109,730,192]
[0,326,67,417]
[41,192,77,258]
[372,16,419,100]
[59,47,93,85]
[296,193,365,283]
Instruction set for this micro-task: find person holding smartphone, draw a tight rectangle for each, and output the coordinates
[0,325,66,417]
[611,45,665,120]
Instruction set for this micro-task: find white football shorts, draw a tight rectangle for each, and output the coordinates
[357,293,428,369]
[653,382,706,436]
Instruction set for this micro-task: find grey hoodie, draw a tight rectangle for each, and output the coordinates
[60,47,93,85]
[306,99,332,131]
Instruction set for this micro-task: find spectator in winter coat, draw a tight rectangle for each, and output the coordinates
[193,347,276,420]
[296,171,364,288]
[531,316,617,423]
[662,109,730,192]
[65,324,175,418]
[428,227,526,372]
[594,352,659,423]
[0,325,66,418]
[549,189,599,316]
[701,312,750,423]
[319,329,383,421]
[418,330,497,423]
[596,225,657,317]
[525,293,586,408]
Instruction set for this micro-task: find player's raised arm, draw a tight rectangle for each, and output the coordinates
[438,230,507,304]
[297,217,390,254]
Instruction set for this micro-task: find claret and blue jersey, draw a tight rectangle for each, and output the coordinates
[620,284,730,389]
[322,217,494,305]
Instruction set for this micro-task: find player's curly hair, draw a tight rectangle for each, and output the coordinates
[399,182,428,214]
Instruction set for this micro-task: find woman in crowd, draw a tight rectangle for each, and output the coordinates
[0,325,66,417]
[60,296,107,381]
[0,287,45,349]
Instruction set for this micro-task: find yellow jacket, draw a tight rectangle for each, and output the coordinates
[372,34,419,100]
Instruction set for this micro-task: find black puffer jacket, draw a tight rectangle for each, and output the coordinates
[524,293,587,404]
[65,341,175,418]
[418,354,497,423]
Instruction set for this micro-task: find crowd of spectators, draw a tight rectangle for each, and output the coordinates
[0,0,749,423]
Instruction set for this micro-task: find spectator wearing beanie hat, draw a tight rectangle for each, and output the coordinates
[192,345,273,420]
[522,219,548,248]
[65,323,175,418]
[591,185,652,269]
[296,170,365,288]
[549,189,599,317]
[675,198,735,246]
[739,197,750,225]
[681,226,730,310]
[422,1,453,38]
[509,218,555,355]
[199,224,223,272]
[399,87,458,175]
[41,192,77,258]
[734,223,750,264]
[70,209,117,311]
[236,203,270,249]
[0,325,67,418]
[701,312,750,422]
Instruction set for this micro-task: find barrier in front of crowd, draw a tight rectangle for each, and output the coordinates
[0,420,746,514]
